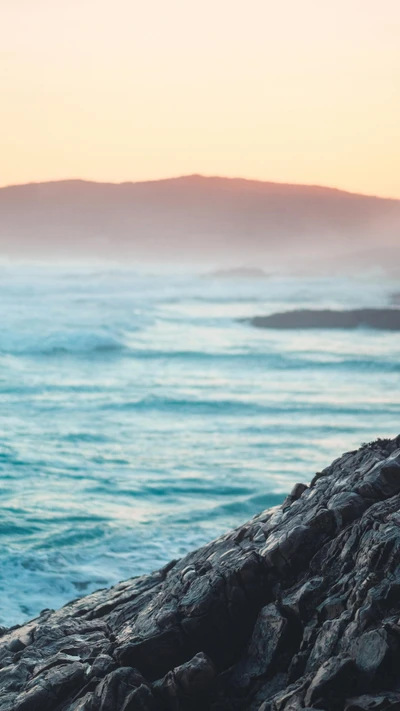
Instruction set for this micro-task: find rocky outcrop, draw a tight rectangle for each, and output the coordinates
[1,435,400,711]
[248,309,400,330]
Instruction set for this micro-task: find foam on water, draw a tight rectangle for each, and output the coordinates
[0,265,399,625]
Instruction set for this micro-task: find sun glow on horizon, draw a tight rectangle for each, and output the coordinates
[1,0,399,198]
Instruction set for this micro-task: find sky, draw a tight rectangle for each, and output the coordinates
[1,0,399,197]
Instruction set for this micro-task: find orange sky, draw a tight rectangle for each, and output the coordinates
[1,0,399,197]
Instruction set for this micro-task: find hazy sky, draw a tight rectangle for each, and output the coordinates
[1,0,399,196]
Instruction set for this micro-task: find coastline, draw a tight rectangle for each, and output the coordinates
[2,435,400,710]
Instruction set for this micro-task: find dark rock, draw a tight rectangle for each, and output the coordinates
[2,436,400,710]
[304,656,358,708]
[91,667,153,710]
[282,484,308,510]
[345,693,400,710]
[153,652,216,710]
[232,603,288,690]
[89,654,116,679]
[13,661,87,711]
[247,309,400,330]
[353,630,390,675]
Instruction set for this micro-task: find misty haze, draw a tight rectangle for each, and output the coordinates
[1,175,399,274]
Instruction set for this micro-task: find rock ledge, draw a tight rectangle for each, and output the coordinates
[1,435,400,710]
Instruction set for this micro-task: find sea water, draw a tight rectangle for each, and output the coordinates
[0,264,399,626]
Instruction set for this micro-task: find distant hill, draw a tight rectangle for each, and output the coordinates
[0,175,399,272]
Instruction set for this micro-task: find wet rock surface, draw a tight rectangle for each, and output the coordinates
[2,435,400,710]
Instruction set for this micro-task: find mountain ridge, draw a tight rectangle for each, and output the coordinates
[1,175,399,271]
[1,174,398,201]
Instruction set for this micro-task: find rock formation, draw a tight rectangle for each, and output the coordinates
[1,435,400,710]
[248,309,400,330]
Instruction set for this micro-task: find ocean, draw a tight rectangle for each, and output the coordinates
[0,264,399,626]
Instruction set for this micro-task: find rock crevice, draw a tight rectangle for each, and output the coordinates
[1,435,400,710]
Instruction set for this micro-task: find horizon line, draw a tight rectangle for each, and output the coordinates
[1,173,399,202]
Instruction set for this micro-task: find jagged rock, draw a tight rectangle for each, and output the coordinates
[1,435,400,711]
[304,656,358,708]
[153,652,216,709]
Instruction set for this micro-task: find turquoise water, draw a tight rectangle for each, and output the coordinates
[0,265,399,625]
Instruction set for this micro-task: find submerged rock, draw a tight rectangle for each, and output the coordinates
[247,308,400,330]
[2,435,400,710]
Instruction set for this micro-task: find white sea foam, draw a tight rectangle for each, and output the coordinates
[0,266,399,626]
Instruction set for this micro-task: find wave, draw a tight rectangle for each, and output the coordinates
[122,351,400,372]
[1,337,398,372]
[0,331,126,357]
[107,349,399,372]
[40,339,124,356]
[103,394,399,417]
[170,493,286,526]
[160,294,280,305]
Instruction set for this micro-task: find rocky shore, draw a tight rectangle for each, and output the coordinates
[248,309,400,330]
[1,435,400,710]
